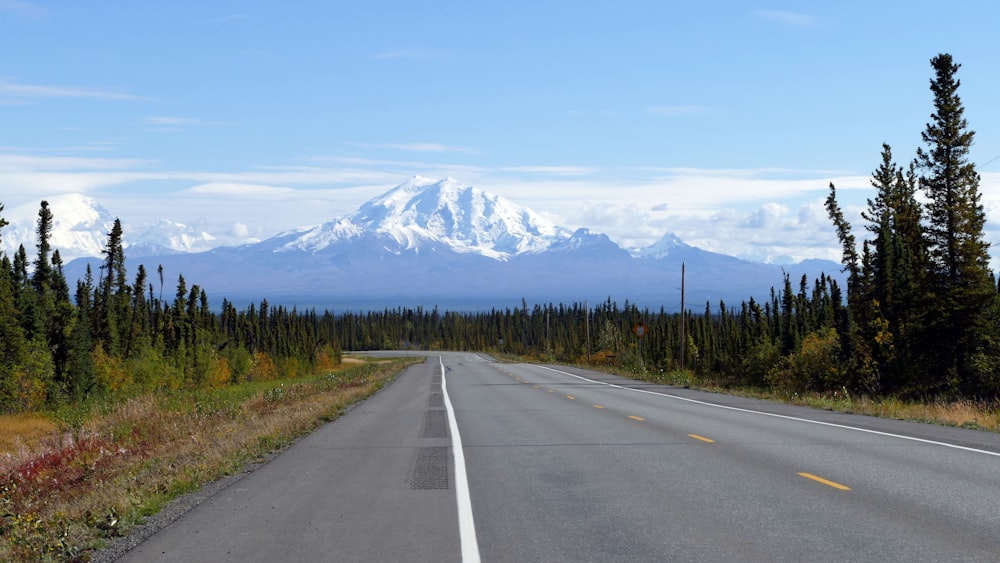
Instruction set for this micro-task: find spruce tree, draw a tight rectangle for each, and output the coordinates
[915,53,995,393]
[66,276,97,400]
[32,200,54,297]
[858,145,928,392]
[0,204,27,410]
[96,218,129,354]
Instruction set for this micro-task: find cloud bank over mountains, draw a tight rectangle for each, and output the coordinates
[31,177,845,311]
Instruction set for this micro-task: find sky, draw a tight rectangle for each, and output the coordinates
[4,1,1000,265]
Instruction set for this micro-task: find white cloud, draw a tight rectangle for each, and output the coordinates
[183,182,297,198]
[7,149,1000,267]
[755,10,819,29]
[0,79,147,101]
[499,165,597,177]
[743,203,789,229]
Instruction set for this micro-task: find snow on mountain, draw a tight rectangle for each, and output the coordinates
[1,195,218,263]
[54,177,845,310]
[1,194,116,263]
[127,219,217,256]
[630,232,688,259]
[278,176,572,260]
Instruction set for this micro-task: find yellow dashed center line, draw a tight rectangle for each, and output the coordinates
[628,415,644,421]
[798,472,851,491]
[592,405,605,409]
[547,389,555,393]
[688,434,715,443]
[533,385,540,389]
[566,395,576,400]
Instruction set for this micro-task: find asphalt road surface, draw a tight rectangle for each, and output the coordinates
[112,352,1000,562]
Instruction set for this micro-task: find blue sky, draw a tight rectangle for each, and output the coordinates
[3,1,1000,264]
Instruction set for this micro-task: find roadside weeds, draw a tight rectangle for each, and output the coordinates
[0,357,419,562]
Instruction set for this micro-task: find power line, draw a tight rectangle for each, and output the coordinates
[980,154,1000,169]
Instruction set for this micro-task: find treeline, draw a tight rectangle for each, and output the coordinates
[335,279,852,393]
[0,209,342,413]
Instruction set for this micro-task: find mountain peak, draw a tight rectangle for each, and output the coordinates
[285,177,572,259]
[1,195,220,262]
[631,232,690,259]
[1,194,117,262]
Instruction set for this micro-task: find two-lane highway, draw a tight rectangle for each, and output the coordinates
[108,352,1000,562]
[451,357,1000,561]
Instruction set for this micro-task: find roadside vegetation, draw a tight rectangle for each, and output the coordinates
[0,356,416,562]
[617,365,1000,432]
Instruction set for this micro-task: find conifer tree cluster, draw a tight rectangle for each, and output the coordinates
[826,53,999,397]
[0,207,342,413]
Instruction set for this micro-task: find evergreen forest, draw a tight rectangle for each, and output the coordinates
[2,53,999,414]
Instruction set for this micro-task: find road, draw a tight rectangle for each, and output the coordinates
[113,352,1000,562]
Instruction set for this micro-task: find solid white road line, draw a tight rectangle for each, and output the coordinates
[536,365,1000,458]
[440,356,481,563]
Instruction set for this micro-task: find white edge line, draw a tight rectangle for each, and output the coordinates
[441,356,482,563]
[536,365,1000,458]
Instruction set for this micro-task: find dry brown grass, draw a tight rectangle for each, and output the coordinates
[0,357,420,562]
[828,395,1000,431]
[0,414,60,460]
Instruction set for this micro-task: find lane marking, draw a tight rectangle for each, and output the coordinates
[534,366,1000,458]
[688,434,715,443]
[547,389,555,393]
[629,415,645,421]
[798,472,852,491]
[439,357,481,563]
[532,385,540,389]
[566,395,576,400]
[592,404,605,409]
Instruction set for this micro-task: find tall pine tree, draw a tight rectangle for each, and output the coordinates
[860,145,927,393]
[914,53,996,393]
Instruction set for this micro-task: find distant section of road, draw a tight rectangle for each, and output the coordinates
[113,352,1000,562]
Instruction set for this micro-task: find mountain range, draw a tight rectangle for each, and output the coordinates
[1,194,217,262]
[14,177,843,311]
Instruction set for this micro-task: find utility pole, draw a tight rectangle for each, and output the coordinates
[679,262,685,372]
[546,306,550,357]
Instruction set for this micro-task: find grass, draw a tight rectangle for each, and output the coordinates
[0,355,420,562]
[524,354,1000,433]
[626,366,1000,432]
[0,415,59,461]
[787,392,1000,431]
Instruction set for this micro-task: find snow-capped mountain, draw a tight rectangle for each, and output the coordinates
[2,195,216,263]
[278,176,572,259]
[630,232,688,259]
[57,177,843,311]
[127,219,217,256]
[1,194,116,263]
